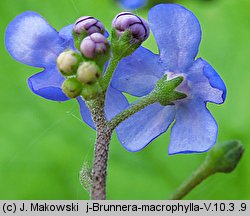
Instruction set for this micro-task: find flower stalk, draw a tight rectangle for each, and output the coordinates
[91,124,112,200]
[102,55,122,90]
[109,75,186,130]
[109,93,157,130]
[87,94,112,200]
[169,161,214,200]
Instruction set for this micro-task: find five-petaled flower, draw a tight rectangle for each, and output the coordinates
[112,4,226,154]
[5,11,128,127]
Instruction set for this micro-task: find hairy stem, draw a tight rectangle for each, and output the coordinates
[91,126,112,199]
[87,95,112,200]
[86,92,157,199]
[109,93,157,130]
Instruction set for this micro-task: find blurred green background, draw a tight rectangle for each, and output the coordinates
[0,0,249,199]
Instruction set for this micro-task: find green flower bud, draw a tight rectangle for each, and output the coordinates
[205,140,244,173]
[81,82,102,101]
[77,62,100,84]
[57,50,81,76]
[62,78,82,98]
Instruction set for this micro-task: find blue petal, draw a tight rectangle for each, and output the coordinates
[27,67,69,101]
[5,11,66,68]
[77,87,128,129]
[117,103,175,152]
[168,99,218,155]
[77,97,95,129]
[104,30,109,38]
[202,59,227,102]
[119,0,147,9]
[59,24,74,41]
[59,24,75,49]
[112,46,163,97]
[148,4,201,72]
[105,87,129,121]
[187,58,226,104]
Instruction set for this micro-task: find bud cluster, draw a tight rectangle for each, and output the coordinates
[57,12,150,100]
[73,16,109,61]
[57,16,109,100]
[56,49,101,100]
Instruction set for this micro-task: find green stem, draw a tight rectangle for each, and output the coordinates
[109,92,158,130]
[102,56,121,90]
[169,162,215,200]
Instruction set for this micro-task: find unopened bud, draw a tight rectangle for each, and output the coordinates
[62,78,82,98]
[112,12,149,43]
[73,16,105,35]
[205,140,244,173]
[80,33,109,59]
[57,50,81,76]
[77,62,100,84]
[81,82,103,101]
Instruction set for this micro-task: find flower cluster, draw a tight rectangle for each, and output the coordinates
[5,4,226,155]
[58,17,110,101]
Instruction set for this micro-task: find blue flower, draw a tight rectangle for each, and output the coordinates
[118,0,147,9]
[5,11,128,127]
[111,4,226,154]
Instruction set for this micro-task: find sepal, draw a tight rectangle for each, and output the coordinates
[111,28,141,59]
[153,75,187,105]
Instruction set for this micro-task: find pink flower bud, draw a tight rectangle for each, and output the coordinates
[73,16,105,35]
[112,12,149,42]
[80,33,109,58]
